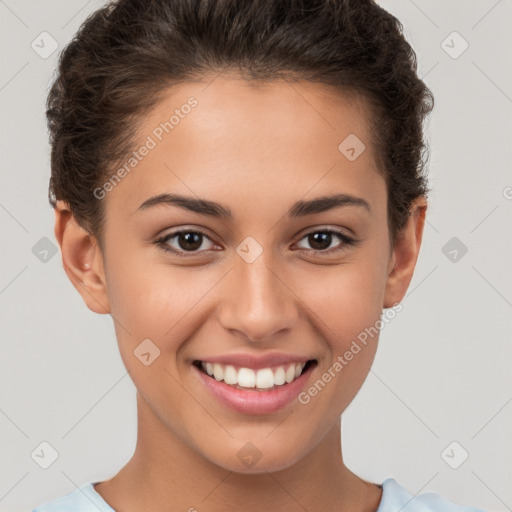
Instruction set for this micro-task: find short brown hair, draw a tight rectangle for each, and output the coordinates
[46,0,434,249]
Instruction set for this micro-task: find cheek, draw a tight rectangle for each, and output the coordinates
[288,265,385,427]
[105,245,220,355]
[294,264,385,413]
[299,255,388,341]
[104,254,202,404]
[296,250,387,384]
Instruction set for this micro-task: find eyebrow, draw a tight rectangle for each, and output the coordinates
[136,192,371,219]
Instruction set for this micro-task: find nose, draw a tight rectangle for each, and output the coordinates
[217,251,299,343]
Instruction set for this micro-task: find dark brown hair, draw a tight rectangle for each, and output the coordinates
[46,0,434,249]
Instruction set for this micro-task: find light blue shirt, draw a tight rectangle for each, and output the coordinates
[32,478,488,511]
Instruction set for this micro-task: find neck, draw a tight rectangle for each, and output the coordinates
[94,392,382,512]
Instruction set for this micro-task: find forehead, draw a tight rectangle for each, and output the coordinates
[152,75,376,156]
[107,75,385,219]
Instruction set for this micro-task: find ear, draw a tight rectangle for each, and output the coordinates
[54,200,111,314]
[383,196,427,308]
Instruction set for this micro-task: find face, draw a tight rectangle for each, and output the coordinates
[58,76,423,475]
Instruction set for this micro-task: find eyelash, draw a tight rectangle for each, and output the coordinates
[154,228,358,258]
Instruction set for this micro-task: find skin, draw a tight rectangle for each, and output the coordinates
[54,75,426,512]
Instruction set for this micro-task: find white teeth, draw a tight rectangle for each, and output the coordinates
[238,367,256,387]
[255,368,274,389]
[274,366,286,385]
[213,363,224,381]
[200,361,309,390]
[223,365,238,385]
[285,364,296,383]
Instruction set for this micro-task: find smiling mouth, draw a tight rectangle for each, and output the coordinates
[193,359,317,391]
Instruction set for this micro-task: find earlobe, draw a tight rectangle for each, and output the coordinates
[54,200,111,314]
[383,197,427,308]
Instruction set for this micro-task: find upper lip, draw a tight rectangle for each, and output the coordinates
[194,352,316,370]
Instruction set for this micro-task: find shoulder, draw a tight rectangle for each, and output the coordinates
[31,482,115,512]
[378,478,488,512]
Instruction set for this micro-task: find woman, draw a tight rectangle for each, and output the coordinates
[33,0,486,510]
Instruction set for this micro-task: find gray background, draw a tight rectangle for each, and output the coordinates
[1,1,511,511]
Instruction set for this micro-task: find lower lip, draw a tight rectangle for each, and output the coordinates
[192,362,316,415]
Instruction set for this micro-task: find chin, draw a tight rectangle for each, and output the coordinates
[201,439,306,475]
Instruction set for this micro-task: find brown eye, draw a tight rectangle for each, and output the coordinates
[295,229,357,254]
[176,232,203,251]
[306,232,333,250]
[156,230,217,255]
